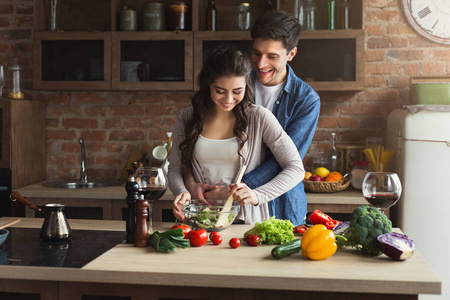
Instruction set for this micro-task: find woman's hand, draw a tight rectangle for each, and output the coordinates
[173,192,191,221]
[228,182,259,206]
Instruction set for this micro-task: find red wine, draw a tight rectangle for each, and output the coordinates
[138,187,166,200]
[365,193,399,209]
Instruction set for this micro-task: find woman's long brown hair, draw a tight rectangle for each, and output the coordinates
[179,45,254,167]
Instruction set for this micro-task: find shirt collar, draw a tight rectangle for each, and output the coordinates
[251,64,295,94]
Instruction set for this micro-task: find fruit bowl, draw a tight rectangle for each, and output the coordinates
[304,173,352,193]
[179,199,240,232]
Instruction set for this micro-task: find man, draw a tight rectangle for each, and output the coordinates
[185,10,320,225]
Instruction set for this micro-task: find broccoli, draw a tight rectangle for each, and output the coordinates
[341,205,392,255]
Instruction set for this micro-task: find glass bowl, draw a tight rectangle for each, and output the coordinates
[179,199,240,232]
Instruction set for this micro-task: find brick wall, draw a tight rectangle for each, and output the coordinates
[1,0,449,180]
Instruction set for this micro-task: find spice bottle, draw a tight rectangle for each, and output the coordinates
[169,1,189,30]
[351,161,369,190]
[235,3,252,31]
[327,0,336,30]
[120,7,137,31]
[143,2,165,31]
[303,0,316,30]
[8,59,24,99]
[341,0,350,29]
[205,0,217,31]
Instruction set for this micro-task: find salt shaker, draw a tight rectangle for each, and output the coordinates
[134,195,149,247]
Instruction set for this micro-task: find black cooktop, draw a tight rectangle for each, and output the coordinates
[0,227,126,268]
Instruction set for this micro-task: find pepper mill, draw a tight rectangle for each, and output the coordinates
[134,194,149,247]
[125,176,139,244]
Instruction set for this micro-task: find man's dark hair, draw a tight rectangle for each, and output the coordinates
[251,10,302,52]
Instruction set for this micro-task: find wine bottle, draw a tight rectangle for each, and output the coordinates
[206,0,217,31]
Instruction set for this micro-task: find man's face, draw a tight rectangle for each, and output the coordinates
[252,38,297,86]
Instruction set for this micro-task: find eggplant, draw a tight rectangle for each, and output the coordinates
[377,232,415,261]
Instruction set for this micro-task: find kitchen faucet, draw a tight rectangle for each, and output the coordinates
[79,138,88,183]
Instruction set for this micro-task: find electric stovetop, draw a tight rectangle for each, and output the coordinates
[0,227,126,268]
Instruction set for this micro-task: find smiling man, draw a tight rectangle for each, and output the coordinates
[240,10,320,225]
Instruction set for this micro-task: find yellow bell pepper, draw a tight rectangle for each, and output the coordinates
[301,224,337,260]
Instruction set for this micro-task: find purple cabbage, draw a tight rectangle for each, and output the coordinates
[377,232,415,261]
[332,221,351,235]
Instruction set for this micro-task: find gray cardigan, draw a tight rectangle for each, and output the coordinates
[168,104,305,224]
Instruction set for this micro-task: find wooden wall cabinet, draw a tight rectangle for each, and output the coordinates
[33,0,364,92]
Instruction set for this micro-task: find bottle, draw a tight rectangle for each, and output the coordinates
[341,0,350,29]
[293,0,304,27]
[235,3,252,31]
[264,0,274,11]
[351,161,369,190]
[8,59,24,99]
[303,0,316,31]
[330,132,337,171]
[327,0,336,30]
[205,0,217,31]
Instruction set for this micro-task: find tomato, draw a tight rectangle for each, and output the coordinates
[229,238,241,248]
[211,234,222,245]
[209,231,219,240]
[187,229,208,247]
[246,235,260,246]
[325,219,342,230]
[171,224,192,239]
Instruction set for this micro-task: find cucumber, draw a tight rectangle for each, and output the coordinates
[271,239,301,259]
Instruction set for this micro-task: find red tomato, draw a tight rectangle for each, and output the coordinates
[187,229,208,247]
[211,234,222,245]
[209,231,219,240]
[246,235,260,246]
[171,224,192,239]
[229,238,241,248]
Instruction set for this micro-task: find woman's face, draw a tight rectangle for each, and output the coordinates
[209,76,246,112]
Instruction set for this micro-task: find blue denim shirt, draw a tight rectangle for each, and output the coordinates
[243,65,320,225]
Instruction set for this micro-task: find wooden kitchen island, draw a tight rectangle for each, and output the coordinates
[0,218,441,300]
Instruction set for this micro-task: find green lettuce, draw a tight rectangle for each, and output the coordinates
[244,217,295,245]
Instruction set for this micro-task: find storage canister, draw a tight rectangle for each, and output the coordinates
[120,7,137,31]
[169,1,188,30]
[143,2,165,31]
[235,3,252,31]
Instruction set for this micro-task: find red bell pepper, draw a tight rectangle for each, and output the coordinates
[293,225,308,234]
[308,209,332,225]
[325,219,342,230]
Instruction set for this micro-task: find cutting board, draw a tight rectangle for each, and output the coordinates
[0,218,21,230]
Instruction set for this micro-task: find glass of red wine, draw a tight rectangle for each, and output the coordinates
[362,172,402,213]
[134,167,168,231]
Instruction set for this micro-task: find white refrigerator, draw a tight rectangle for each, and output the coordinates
[387,108,450,300]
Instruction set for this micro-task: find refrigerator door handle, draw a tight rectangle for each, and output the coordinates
[404,138,450,145]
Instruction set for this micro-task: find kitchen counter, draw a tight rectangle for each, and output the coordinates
[16,181,368,220]
[0,217,441,300]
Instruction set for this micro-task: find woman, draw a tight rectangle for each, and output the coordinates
[168,45,304,224]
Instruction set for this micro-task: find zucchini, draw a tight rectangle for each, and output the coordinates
[271,239,301,259]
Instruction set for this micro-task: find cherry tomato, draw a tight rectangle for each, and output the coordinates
[171,224,192,239]
[211,234,222,245]
[246,235,260,246]
[229,238,241,248]
[187,229,208,247]
[209,231,219,240]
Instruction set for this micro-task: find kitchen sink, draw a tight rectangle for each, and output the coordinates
[43,180,124,189]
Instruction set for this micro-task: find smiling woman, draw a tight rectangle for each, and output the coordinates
[168,45,305,225]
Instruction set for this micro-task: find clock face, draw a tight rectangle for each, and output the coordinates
[402,0,450,45]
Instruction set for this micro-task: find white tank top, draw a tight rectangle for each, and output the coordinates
[193,135,240,185]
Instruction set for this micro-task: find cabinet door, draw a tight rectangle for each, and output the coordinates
[112,32,193,91]
[33,32,112,90]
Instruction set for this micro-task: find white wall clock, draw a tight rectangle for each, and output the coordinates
[401,0,450,45]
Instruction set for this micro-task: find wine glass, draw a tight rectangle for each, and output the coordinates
[362,172,402,213]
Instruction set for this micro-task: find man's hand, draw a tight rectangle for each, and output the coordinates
[204,185,231,200]
[228,182,259,206]
[185,179,219,200]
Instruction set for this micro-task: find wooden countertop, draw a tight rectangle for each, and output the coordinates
[0,217,441,296]
[17,181,367,205]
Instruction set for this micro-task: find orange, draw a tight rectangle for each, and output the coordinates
[324,171,343,182]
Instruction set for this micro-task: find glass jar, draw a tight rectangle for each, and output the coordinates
[169,1,188,31]
[7,59,24,99]
[303,0,316,30]
[120,7,137,31]
[235,3,252,31]
[143,2,165,31]
[351,161,369,190]
[293,0,304,27]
